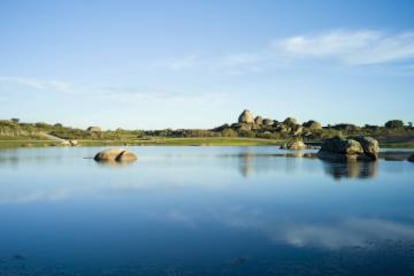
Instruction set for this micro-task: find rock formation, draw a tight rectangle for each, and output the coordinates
[283,117,297,126]
[317,136,379,161]
[94,148,137,163]
[303,120,322,130]
[280,139,307,150]
[238,110,254,124]
[254,116,263,125]
[87,126,102,132]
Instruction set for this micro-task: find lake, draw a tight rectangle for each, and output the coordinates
[1,146,414,275]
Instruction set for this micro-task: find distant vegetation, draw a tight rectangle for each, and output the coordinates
[1,111,414,148]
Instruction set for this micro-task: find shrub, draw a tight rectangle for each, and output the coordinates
[385,120,404,128]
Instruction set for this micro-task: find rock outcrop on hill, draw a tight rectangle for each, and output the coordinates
[303,120,322,130]
[87,126,102,132]
[238,110,254,124]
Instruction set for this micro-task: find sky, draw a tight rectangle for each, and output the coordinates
[0,0,413,130]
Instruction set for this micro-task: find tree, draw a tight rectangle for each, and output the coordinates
[408,122,413,128]
[385,120,404,128]
[11,118,20,123]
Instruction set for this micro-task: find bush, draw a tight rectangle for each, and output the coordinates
[385,120,404,129]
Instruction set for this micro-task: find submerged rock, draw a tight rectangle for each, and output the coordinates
[94,148,137,163]
[317,136,379,161]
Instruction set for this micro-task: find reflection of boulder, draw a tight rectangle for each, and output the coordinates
[408,154,414,162]
[322,161,377,180]
[94,148,137,163]
[238,152,254,177]
[318,136,379,161]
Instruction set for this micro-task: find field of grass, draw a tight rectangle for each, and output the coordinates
[0,137,282,149]
[2,135,414,149]
[75,137,282,146]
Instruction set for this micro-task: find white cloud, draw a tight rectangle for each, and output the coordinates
[274,30,414,65]
[156,30,414,74]
[279,218,414,249]
[218,207,414,250]
[0,76,72,93]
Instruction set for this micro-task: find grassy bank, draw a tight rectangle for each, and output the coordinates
[2,136,414,149]
[0,137,281,149]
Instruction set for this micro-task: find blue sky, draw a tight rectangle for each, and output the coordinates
[0,0,413,130]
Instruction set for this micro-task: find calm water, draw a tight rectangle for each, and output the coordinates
[1,146,414,275]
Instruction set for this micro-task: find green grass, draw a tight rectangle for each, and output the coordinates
[0,140,61,149]
[2,136,414,149]
[0,137,281,148]
[380,143,414,149]
[78,137,282,146]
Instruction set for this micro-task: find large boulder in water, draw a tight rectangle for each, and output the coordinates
[408,154,414,162]
[280,139,307,150]
[317,136,379,161]
[351,136,379,160]
[238,109,254,124]
[94,148,137,163]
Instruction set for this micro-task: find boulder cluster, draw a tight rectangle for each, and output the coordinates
[216,109,322,138]
[317,136,379,161]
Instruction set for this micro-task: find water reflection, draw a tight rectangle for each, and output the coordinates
[322,161,378,180]
[1,147,414,275]
[220,209,414,249]
[235,151,318,177]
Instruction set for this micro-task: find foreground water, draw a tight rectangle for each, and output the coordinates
[1,146,414,275]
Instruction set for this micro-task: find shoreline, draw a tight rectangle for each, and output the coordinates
[1,137,414,149]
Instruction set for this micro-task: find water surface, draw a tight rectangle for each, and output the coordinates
[1,146,414,275]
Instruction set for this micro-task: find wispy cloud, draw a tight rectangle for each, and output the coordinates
[0,76,228,107]
[274,30,414,65]
[0,76,72,93]
[156,30,414,74]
